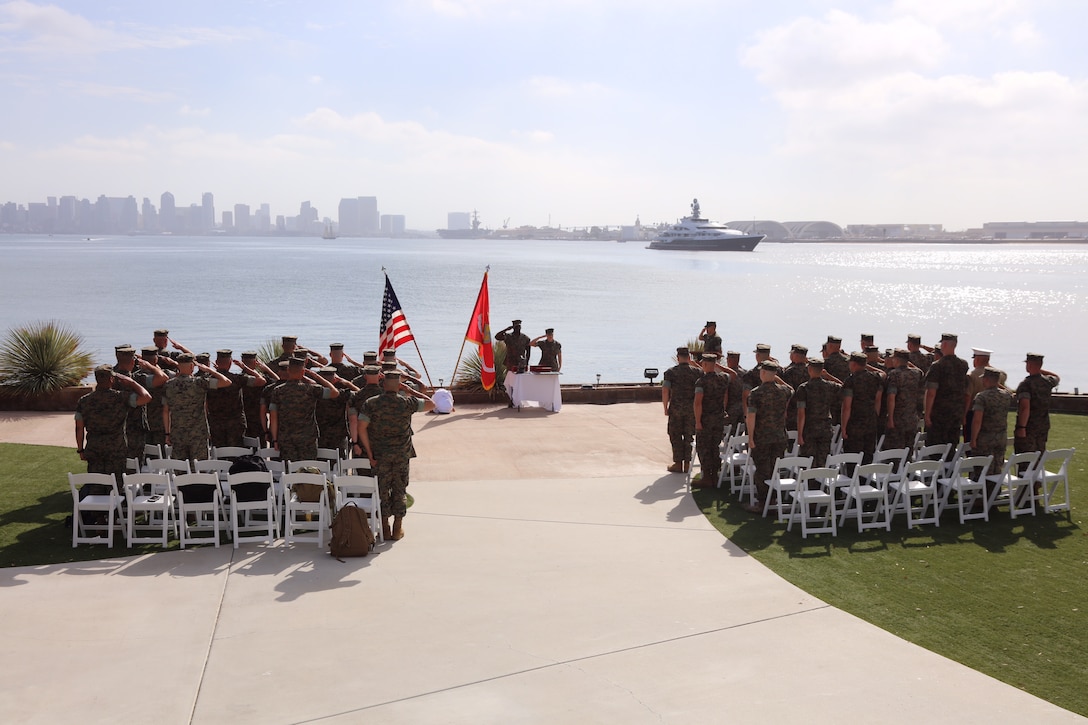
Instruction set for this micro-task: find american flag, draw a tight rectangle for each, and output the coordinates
[379,275,415,352]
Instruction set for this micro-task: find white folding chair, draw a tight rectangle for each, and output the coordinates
[227,471,277,548]
[912,443,951,464]
[122,472,175,547]
[334,473,384,543]
[1035,448,1075,515]
[786,467,837,538]
[316,447,341,467]
[339,457,373,477]
[829,424,843,456]
[839,462,894,532]
[939,442,970,479]
[722,434,752,497]
[242,435,262,449]
[287,459,332,474]
[937,455,993,523]
[283,472,330,547]
[174,472,223,548]
[873,447,910,485]
[986,451,1041,519]
[195,458,233,482]
[889,460,941,528]
[142,444,164,468]
[212,445,254,460]
[762,455,813,521]
[68,472,124,548]
[146,458,192,477]
[256,446,279,460]
[825,452,863,518]
[786,430,800,457]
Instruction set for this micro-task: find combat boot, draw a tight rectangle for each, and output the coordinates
[391,516,405,540]
[382,516,393,541]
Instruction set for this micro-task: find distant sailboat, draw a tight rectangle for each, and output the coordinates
[322,222,337,239]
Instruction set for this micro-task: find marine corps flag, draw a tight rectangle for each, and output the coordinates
[464,270,496,390]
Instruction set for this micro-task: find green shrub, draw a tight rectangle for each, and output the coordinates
[0,321,93,397]
[455,341,507,396]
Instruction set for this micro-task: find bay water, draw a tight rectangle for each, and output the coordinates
[1,235,1085,392]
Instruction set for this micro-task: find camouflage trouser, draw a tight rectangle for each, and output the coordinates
[209,416,245,448]
[884,415,918,451]
[318,429,348,457]
[725,406,744,433]
[125,423,146,462]
[171,434,209,463]
[280,438,317,465]
[696,421,724,483]
[1014,426,1048,457]
[667,413,695,463]
[85,453,125,494]
[146,430,167,448]
[375,452,410,518]
[972,443,1005,478]
[926,410,962,451]
[844,418,878,463]
[751,436,787,501]
[800,433,831,468]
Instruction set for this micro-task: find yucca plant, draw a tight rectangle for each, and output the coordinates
[455,341,507,396]
[256,338,283,364]
[0,320,94,397]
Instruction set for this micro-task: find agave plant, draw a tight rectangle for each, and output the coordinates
[0,320,94,397]
[454,341,507,396]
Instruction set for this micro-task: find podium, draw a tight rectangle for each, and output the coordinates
[507,371,562,412]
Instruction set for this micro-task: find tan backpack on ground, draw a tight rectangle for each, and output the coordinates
[329,502,375,560]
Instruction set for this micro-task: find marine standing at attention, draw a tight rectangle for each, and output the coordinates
[530,328,563,371]
[794,357,842,467]
[746,360,793,513]
[841,352,885,464]
[883,349,923,451]
[693,353,729,487]
[74,364,152,493]
[1014,353,1061,455]
[971,367,1014,478]
[924,332,969,452]
[353,370,435,541]
[662,347,701,474]
[781,344,810,432]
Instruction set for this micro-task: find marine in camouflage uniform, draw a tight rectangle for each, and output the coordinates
[74,366,150,493]
[530,329,562,371]
[841,353,884,464]
[314,366,358,456]
[699,322,722,356]
[746,361,792,507]
[112,346,149,462]
[240,352,268,441]
[693,355,729,486]
[795,358,841,467]
[924,333,969,451]
[269,359,339,463]
[163,354,230,462]
[723,352,746,431]
[1014,353,1061,455]
[906,334,934,374]
[822,336,850,426]
[971,368,1014,478]
[259,363,291,446]
[964,349,1007,444]
[662,347,701,472]
[741,343,773,420]
[883,349,923,451]
[354,371,435,539]
[495,320,531,373]
[781,344,810,432]
[135,346,174,448]
[205,350,266,448]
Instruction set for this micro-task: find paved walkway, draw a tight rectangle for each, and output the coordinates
[0,404,1083,723]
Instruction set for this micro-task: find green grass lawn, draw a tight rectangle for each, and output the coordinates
[694,413,1088,716]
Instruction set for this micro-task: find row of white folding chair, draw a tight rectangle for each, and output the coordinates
[763,456,813,521]
[936,455,993,524]
[786,467,838,538]
[1036,448,1075,515]
[69,473,126,547]
[888,460,942,527]
[211,445,255,460]
[985,451,1040,519]
[282,472,330,547]
[122,472,176,547]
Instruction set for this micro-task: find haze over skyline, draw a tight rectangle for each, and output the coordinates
[1,0,1085,231]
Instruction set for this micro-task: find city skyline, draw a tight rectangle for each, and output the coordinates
[1,1,1086,231]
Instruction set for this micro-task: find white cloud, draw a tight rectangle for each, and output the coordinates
[179,105,211,117]
[511,129,554,143]
[59,81,173,103]
[0,0,244,56]
[0,140,14,151]
[890,0,1025,29]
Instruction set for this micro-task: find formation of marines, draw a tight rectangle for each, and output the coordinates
[664,323,1061,513]
[74,330,435,539]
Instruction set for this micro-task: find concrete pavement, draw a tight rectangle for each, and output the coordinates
[0,403,1083,723]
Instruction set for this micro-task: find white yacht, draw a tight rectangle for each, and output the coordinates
[648,199,763,251]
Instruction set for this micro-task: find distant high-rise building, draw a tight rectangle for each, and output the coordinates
[58,196,77,232]
[380,214,406,235]
[141,197,157,232]
[298,201,319,234]
[234,204,251,232]
[338,196,379,235]
[447,212,471,230]
[160,191,176,233]
[222,210,233,230]
[201,192,215,232]
[256,203,271,233]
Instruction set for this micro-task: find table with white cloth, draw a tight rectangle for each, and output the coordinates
[506,371,562,412]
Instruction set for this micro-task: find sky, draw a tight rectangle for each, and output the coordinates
[1,0,1086,231]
